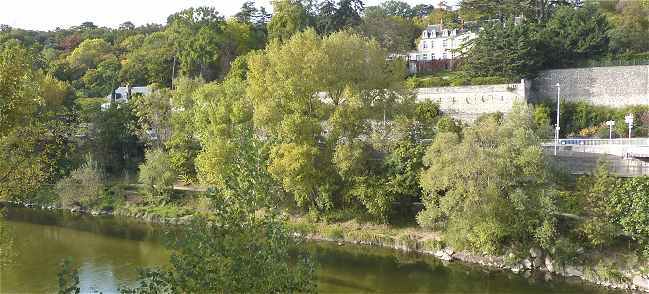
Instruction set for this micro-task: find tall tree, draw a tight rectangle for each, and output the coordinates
[268,0,309,42]
[462,21,544,79]
[247,29,407,213]
[541,3,609,68]
[608,1,649,53]
[418,104,559,253]
[167,7,225,81]
[359,6,418,52]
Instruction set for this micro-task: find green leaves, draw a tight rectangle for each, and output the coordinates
[138,149,177,204]
[418,104,559,253]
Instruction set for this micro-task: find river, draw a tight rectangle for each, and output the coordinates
[0,207,622,293]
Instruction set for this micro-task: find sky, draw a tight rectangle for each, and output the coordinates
[0,0,457,31]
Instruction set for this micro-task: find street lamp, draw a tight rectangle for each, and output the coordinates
[554,83,561,156]
[625,114,634,139]
[606,120,615,143]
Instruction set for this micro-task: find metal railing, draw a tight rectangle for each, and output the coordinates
[542,138,649,146]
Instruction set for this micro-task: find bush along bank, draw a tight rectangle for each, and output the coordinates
[3,199,195,226]
[286,216,649,292]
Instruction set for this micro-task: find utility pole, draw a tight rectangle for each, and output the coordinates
[606,120,615,143]
[625,114,634,139]
[554,83,560,156]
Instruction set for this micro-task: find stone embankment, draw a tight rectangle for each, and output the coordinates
[300,230,649,293]
[3,200,194,225]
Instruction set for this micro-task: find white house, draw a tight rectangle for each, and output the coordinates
[407,24,478,73]
[101,85,151,110]
[409,25,477,61]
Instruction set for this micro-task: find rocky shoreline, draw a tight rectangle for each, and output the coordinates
[5,200,648,293]
[301,232,648,293]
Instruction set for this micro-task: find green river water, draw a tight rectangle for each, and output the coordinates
[0,207,623,293]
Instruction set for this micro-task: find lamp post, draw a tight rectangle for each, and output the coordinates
[606,120,615,143]
[625,114,634,139]
[554,83,561,156]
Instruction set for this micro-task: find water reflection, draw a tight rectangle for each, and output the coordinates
[1,207,622,294]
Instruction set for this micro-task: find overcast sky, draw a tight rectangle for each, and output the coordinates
[1,0,459,31]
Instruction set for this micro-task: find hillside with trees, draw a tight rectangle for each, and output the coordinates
[3,0,649,291]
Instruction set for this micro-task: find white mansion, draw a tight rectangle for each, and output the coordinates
[407,24,478,73]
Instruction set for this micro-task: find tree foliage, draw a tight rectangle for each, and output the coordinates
[247,29,409,213]
[138,149,177,204]
[55,156,104,208]
[125,126,315,294]
[418,104,559,253]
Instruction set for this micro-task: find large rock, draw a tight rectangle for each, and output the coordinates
[522,259,533,270]
[511,263,524,274]
[434,248,453,261]
[443,247,455,256]
[529,247,542,258]
[633,276,649,291]
[545,256,554,273]
[564,265,583,277]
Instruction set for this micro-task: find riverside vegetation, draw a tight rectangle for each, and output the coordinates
[3,0,649,293]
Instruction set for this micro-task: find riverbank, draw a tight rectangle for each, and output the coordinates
[4,200,647,292]
[288,216,649,293]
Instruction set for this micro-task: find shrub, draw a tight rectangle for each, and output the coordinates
[608,176,649,254]
[406,76,450,88]
[415,101,440,126]
[449,75,470,86]
[436,116,462,134]
[418,104,559,254]
[55,156,104,208]
[470,76,510,85]
[138,149,177,204]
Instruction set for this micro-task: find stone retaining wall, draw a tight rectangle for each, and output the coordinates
[415,80,528,122]
[530,65,649,106]
[416,65,649,122]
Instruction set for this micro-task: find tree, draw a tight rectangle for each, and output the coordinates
[577,161,617,248]
[316,0,338,35]
[124,119,315,293]
[91,103,144,176]
[81,57,119,97]
[460,0,535,21]
[138,148,177,204]
[462,20,545,80]
[0,44,40,134]
[608,2,649,53]
[55,156,104,209]
[166,77,203,182]
[541,3,609,68]
[380,1,415,18]
[247,29,408,213]
[132,87,172,148]
[359,7,418,53]
[194,68,254,189]
[0,44,75,201]
[66,38,114,72]
[268,0,308,42]
[167,7,225,81]
[334,0,364,29]
[418,104,559,253]
[120,32,175,87]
